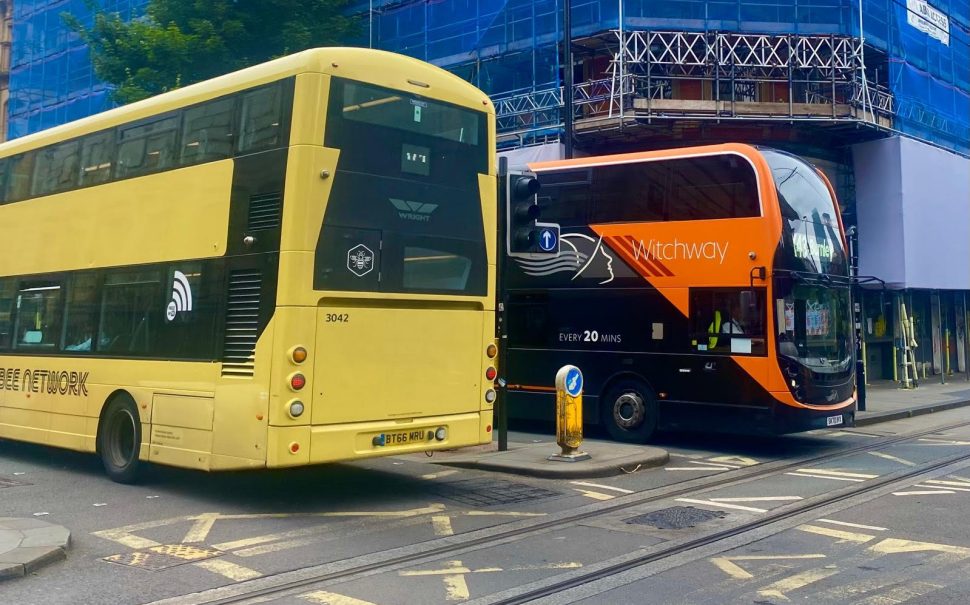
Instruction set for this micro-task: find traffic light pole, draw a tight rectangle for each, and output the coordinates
[496,156,510,451]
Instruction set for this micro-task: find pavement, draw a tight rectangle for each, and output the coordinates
[3,376,970,581]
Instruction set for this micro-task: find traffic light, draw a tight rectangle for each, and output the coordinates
[505,171,559,256]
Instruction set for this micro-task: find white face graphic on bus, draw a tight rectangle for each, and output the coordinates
[514,233,615,285]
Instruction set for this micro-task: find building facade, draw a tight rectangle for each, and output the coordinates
[7,0,970,384]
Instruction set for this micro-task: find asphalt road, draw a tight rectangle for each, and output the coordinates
[4,410,970,605]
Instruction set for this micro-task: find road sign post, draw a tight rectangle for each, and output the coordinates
[549,365,590,462]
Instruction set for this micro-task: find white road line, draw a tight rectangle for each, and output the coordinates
[690,460,739,469]
[193,559,262,582]
[709,496,802,503]
[421,470,459,480]
[918,483,970,492]
[667,452,706,459]
[867,451,917,466]
[917,438,970,446]
[893,490,956,496]
[675,498,767,513]
[817,519,888,531]
[786,472,865,482]
[794,468,878,479]
[925,479,970,488]
[666,467,729,472]
[569,481,634,494]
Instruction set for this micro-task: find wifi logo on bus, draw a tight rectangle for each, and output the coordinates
[165,270,194,322]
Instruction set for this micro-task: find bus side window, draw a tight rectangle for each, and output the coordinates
[63,273,101,353]
[689,289,767,355]
[13,280,64,349]
[32,141,80,197]
[0,158,9,204]
[79,130,115,187]
[116,116,180,179]
[6,152,35,202]
[181,97,235,165]
[237,84,283,154]
[0,279,14,349]
[99,270,163,354]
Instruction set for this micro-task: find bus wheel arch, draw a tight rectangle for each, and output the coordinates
[599,374,658,444]
[96,390,143,484]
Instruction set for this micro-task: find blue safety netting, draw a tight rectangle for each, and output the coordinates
[8,0,147,139]
[9,0,968,154]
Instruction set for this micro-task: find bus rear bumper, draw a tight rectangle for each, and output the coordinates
[266,411,493,467]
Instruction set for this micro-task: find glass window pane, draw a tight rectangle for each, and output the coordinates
[403,246,472,291]
[238,84,283,154]
[63,273,101,352]
[32,141,80,196]
[689,288,766,355]
[79,131,115,186]
[0,279,15,349]
[6,153,35,201]
[99,270,163,354]
[116,116,179,178]
[181,98,235,164]
[14,281,63,349]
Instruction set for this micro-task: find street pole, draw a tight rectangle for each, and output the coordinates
[563,0,573,159]
[496,156,509,451]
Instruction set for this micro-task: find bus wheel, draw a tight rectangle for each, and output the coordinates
[98,395,142,484]
[602,380,657,443]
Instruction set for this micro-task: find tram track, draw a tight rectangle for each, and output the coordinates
[156,418,970,605]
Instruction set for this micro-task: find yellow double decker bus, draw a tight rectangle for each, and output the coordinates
[0,48,498,482]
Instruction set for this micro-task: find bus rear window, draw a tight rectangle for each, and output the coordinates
[334,80,480,146]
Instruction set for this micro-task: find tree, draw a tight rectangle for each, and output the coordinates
[66,0,360,104]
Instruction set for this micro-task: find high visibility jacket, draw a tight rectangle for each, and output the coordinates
[708,310,721,349]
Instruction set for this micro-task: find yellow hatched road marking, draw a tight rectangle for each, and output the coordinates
[710,554,826,580]
[569,481,634,494]
[574,489,615,501]
[757,567,840,601]
[869,538,970,557]
[421,470,459,480]
[925,479,970,488]
[301,591,380,605]
[708,455,760,467]
[234,536,321,558]
[854,582,945,605]
[400,560,582,601]
[182,513,220,543]
[892,490,955,496]
[797,524,876,543]
[92,516,191,549]
[193,559,262,582]
[917,438,970,446]
[432,515,455,536]
[666,467,729,472]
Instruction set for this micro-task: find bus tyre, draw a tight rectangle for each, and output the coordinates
[602,381,657,443]
[98,396,142,484]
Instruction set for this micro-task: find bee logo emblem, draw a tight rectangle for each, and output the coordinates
[347,244,375,277]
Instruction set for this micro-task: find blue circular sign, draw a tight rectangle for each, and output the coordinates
[538,228,557,252]
[564,367,583,397]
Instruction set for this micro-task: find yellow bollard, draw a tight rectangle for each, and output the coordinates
[548,365,590,462]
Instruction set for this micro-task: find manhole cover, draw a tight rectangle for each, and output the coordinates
[103,544,222,571]
[626,506,726,529]
[429,479,560,506]
[0,476,30,488]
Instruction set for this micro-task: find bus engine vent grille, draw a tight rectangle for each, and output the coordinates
[222,270,262,377]
[248,192,282,231]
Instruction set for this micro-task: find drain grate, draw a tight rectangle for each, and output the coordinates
[103,544,222,571]
[429,479,560,507]
[626,506,726,529]
[0,476,30,488]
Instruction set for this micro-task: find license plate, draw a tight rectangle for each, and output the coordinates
[826,414,843,427]
[378,429,428,447]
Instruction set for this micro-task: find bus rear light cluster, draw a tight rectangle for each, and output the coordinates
[486,344,497,359]
[289,373,306,391]
[484,389,497,403]
[291,346,308,364]
[485,366,497,381]
[287,400,305,418]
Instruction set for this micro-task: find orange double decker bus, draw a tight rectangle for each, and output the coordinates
[503,143,856,442]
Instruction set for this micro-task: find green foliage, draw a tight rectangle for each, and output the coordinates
[65,0,360,104]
